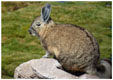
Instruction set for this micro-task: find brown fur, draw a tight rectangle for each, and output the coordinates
[28,4,111,78]
[37,20,100,74]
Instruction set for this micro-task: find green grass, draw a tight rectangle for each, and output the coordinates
[2,2,112,79]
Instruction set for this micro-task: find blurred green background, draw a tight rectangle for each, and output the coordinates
[2,1,112,79]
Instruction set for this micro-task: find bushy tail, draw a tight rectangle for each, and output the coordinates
[96,58,112,78]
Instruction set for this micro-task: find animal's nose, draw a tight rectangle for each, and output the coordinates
[28,29,32,34]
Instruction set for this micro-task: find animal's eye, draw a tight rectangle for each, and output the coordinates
[36,23,41,26]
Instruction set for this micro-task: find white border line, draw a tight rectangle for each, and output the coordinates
[1,0,112,80]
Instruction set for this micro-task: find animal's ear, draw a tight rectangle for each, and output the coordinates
[41,4,51,22]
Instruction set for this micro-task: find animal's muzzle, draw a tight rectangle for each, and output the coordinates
[28,27,38,36]
[28,29,32,35]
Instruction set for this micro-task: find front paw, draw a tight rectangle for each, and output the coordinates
[42,55,49,58]
[56,63,62,70]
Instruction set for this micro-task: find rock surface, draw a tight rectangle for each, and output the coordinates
[14,58,99,79]
[79,74,99,79]
[14,58,77,79]
[14,59,38,79]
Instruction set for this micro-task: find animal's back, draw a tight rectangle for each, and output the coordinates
[39,24,100,73]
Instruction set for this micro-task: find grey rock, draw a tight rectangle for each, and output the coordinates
[79,74,99,79]
[14,59,39,79]
[14,58,77,79]
[14,58,100,79]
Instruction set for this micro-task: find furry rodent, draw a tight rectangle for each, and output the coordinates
[28,4,111,78]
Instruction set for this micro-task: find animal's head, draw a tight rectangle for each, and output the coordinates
[28,4,53,37]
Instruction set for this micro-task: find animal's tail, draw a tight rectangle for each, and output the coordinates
[96,58,112,78]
